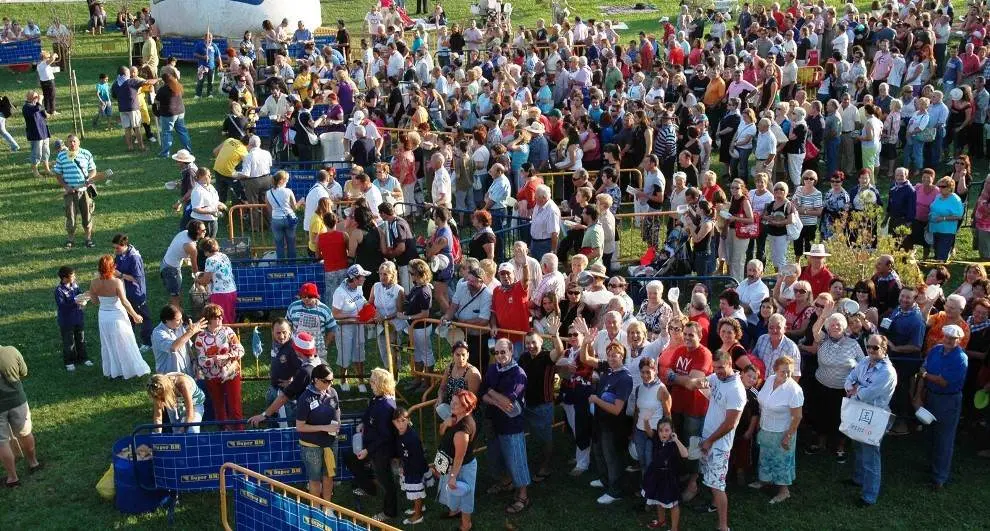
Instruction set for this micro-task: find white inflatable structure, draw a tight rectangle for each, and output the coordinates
[151,0,322,38]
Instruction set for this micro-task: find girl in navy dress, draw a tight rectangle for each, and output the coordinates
[642,419,689,530]
[392,407,432,525]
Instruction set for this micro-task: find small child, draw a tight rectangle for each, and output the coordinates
[641,419,689,530]
[393,407,431,525]
[94,73,113,128]
[732,364,761,486]
[55,266,90,371]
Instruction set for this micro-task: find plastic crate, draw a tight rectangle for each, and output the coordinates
[0,39,41,66]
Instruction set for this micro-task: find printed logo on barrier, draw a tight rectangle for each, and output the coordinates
[227,439,267,449]
[302,515,333,531]
[238,296,263,303]
[263,467,302,477]
[267,272,296,280]
[181,472,219,482]
[241,489,269,507]
[153,442,182,452]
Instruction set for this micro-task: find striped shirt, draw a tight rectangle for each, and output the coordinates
[285,300,338,354]
[53,149,96,189]
[792,188,823,226]
[753,334,802,377]
[653,124,677,159]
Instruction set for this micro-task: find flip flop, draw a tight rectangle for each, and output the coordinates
[505,497,530,514]
[647,519,667,529]
[5,480,21,488]
[29,463,43,475]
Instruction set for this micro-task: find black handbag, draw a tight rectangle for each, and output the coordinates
[72,158,97,198]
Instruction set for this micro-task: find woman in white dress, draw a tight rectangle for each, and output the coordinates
[90,255,151,379]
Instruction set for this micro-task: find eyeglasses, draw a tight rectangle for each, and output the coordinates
[668,326,683,332]
[865,345,881,351]
[814,303,825,309]
[567,290,581,295]
[794,288,808,294]
[318,377,334,384]
[803,177,816,182]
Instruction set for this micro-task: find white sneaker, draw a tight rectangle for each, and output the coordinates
[65,364,76,372]
[149,137,158,143]
[83,360,94,367]
[193,95,200,99]
[589,479,604,488]
[352,487,368,496]
[596,493,619,505]
[402,516,424,525]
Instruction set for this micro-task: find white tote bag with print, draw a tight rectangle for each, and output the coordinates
[839,397,891,447]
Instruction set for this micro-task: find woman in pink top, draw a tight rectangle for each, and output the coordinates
[973,184,990,259]
[911,168,939,259]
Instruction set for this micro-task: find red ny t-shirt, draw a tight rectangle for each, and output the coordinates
[665,345,713,417]
[493,282,530,341]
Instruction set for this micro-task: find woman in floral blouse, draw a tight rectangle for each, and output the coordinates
[194,303,245,430]
[636,280,673,341]
[821,171,850,240]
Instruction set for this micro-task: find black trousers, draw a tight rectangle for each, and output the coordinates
[40,79,56,114]
[60,324,88,365]
[129,300,154,347]
[466,333,491,371]
[346,451,398,518]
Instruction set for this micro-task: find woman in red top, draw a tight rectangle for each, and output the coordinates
[783,280,815,342]
[391,132,419,212]
[514,163,543,219]
[316,211,350,302]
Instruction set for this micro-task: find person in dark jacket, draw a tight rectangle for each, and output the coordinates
[481,338,532,513]
[247,331,325,427]
[349,124,379,176]
[347,368,399,522]
[295,363,341,502]
[156,72,191,160]
[23,90,51,177]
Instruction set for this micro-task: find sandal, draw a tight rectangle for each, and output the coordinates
[485,481,513,495]
[29,463,43,475]
[647,519,667,529]
[505,497,530,514]
[5,480,21,488]
[532,471,551,483]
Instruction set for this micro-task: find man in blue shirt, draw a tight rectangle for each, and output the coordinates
[883,286,926,434]
[52,134,97,248]
[920,324,968,490]
[112,233,153,349]
[844,334,898,506]
[194,32,223,99]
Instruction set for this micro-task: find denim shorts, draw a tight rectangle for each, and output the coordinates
[524,403,554,443]
[160,265,182,296]
[299,444,336,482]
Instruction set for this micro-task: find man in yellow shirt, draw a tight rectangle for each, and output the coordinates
[141,28,159,75]
[703,68,728,124]
[212,135,249,203]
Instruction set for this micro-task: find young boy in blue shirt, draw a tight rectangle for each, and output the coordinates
[393,407,431,525]
[55,266,91,371]
[93,73,113,129]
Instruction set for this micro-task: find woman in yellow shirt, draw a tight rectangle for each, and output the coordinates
[308,197,332,258]
[293,63,313,101]
[135,65,157,146]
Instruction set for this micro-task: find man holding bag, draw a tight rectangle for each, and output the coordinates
[843,334,897,507]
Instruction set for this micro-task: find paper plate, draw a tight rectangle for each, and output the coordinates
[164,180,178,190]
[975,389,990,410]
[447,480,471,496]
[915,407,936,425]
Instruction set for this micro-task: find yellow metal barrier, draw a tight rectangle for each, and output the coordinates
[220,463,401,531]
[226,201,354,258]
[613,210,674,264]
[537,168,643,195]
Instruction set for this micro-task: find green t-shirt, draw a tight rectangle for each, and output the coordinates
[0,346,27,412]
[582,222,605,268]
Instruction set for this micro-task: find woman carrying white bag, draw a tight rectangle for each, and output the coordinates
[841,334,898,507]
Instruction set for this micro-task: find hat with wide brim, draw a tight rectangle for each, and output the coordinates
[806,243,831,257]
[171,149,195,163]
[586,264,608,278]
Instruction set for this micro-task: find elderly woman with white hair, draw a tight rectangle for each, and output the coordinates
[736,259,770,323]
[752,313,802,382]
[807,303,865,461]
[369,261,404,372]
[636,280,673,341]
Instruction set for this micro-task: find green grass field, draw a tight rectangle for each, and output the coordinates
[0,0,989,529]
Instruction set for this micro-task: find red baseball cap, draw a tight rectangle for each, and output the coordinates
[298,282,320,299]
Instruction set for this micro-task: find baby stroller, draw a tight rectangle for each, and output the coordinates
[629,224,692,307]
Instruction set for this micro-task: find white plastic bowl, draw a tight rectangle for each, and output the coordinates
[915,407,937,425]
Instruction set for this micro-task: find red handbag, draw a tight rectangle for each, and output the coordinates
[804,139,820,160]
[734,212,762,239]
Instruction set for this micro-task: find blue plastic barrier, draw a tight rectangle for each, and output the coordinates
[282,167,350,200]
[232,258,326,312]
[286,35,336,59]
[254,105,329,139]
[129,419,359,492]
[233,473,366,531]
[161,36,229,63]
[0,38,42,66]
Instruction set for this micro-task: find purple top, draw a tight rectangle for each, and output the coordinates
[55,282,84,327]
[481,363,528,434]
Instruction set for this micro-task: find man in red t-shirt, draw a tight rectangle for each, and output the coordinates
[799,244,835,296]
[491,262,531,358]
[660,320,713,502]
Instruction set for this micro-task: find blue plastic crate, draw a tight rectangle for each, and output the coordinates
[161,36,229,63]
[0,39,41,66]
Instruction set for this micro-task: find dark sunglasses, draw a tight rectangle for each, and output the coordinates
[318,377,334,384]
[794,288,809,294]
[567,290,581,295]
[865,345,881,351]
[668,326,684,332]
[568,332,580,337]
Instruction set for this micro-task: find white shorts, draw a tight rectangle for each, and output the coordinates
[700,447,731,492]
[120,110,142,128]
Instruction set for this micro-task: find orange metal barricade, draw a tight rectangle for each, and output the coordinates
[220,463,401,531]
[537,168,643,196]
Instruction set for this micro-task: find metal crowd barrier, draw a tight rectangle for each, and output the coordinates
[160,36,229,63]
[221,463,400,531]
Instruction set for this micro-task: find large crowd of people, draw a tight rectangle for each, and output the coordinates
[3,0,990,528]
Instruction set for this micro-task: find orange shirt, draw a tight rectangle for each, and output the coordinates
[703,76,727,108]
[924,312,971,353]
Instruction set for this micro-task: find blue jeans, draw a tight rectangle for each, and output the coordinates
[265,385,297,427]
[490,207,507,260]
[530,238,552,260]
[489,431,531,487]
[924,128,944,169]
[732,147,752,181]
[825,137,840,178]
[271,217,297,259]
[903,136,925,171]
[926,392,962,485]
[853,441,882,504]
[195,67,216,97]
[932,232,956,261]
[159,114,192,157]
[633,428,654,470]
